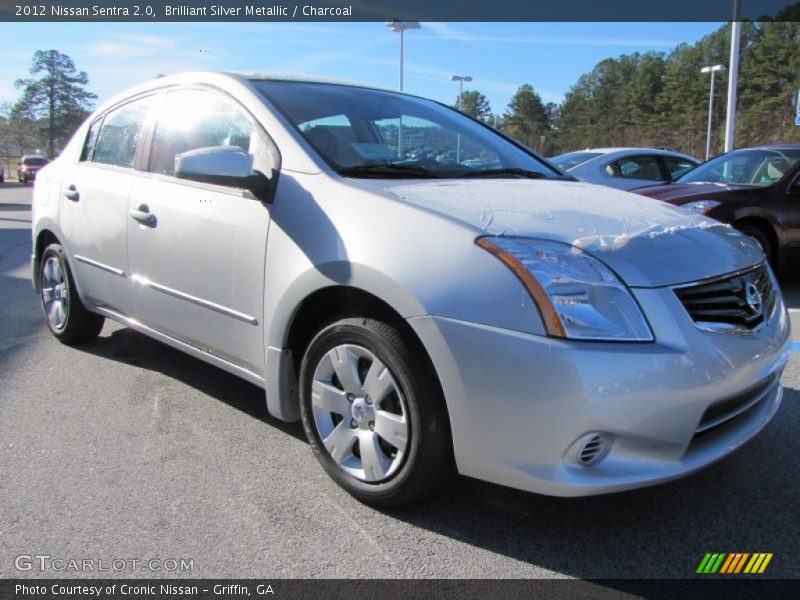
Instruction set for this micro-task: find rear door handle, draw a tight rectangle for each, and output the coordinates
[129,204,156,227]
[64,184,79,202]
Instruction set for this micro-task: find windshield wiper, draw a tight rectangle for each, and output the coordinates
[338,164,442,179]
[458,168,549,179]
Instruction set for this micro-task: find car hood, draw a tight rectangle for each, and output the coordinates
[634,181,747,203]
[357,178,763,288]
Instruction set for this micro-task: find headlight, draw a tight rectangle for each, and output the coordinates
[681,199,720,215]
[477,237,653,341]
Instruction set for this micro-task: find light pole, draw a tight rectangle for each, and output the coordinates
[724,0,741,152]
[701,64,725,160]
[451,75,472,164]
[385,21,421,92]
[385,21,420,159]
[451,74,473,109]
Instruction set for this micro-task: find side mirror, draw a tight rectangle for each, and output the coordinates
[175,146,271,194]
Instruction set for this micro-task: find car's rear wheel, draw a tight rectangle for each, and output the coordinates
[299,317,453,507]
[39,243,105,344]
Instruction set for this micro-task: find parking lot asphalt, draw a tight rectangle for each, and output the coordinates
[1,183,798,579]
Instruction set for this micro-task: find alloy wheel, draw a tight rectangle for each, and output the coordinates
[41,256,70,331]
[310,344,409,482]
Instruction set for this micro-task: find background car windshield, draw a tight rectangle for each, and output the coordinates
[678,149,800,187]
[256,80,560,178]
[23,157,48,166]
[551,151,602,170]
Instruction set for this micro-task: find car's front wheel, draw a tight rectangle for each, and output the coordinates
[39,243,105,344]
[299,317,453,507]
[737,224,774,265]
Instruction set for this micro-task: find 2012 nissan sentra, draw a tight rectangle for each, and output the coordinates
[30,72,791,506]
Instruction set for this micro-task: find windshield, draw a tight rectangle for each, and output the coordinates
[256,80,562,179]
[23,157,48,166]
[551,151,602,170]
[678,148,800,187]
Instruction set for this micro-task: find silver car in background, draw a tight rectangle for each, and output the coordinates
[31,72,790,506]
[551,147,699,190]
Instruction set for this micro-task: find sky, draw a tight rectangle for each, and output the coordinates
[0,21,724,113]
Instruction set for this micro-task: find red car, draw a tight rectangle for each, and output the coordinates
[17,155,49,183]
[635,144,800,269]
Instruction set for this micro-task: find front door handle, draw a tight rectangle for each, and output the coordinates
[129,204,156,227]
[64,184,79,202]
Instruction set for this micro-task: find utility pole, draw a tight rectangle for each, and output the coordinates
[724,0,741,152]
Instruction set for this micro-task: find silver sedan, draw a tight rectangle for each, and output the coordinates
[30,73,790,506]
[551,147,699,190]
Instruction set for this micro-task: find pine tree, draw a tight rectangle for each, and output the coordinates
[456,90,492,121]
[14,50,97,158]
[502,84,551,150]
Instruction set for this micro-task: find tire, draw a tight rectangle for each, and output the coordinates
[299,317,453,507]
[39,243,105,344]
[737,224,773,265]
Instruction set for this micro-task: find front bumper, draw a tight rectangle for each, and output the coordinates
[409,278,791,497]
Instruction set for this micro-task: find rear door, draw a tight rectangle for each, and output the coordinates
[603,154,668,190]
[127,86,278,377]
[59,94,155,315]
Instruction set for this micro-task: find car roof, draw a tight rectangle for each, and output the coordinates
[230,71,389,91]
[743,143,800,150]
[583,147,696,157]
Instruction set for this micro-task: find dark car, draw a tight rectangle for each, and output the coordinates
[635,144,800,269]
[17,155,50,183]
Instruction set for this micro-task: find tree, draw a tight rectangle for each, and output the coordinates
[0,103,41,156]
[14,50,97,158]
[456,90,491,121]
[502,84,551,151]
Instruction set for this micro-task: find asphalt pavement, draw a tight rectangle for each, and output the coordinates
[1,183,798,579]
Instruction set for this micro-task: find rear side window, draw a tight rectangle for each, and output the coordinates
[92,96,152,168]
[662,156,697,180]
[605,155,665,181]
[80,119,103,162]
[149,89,253,176]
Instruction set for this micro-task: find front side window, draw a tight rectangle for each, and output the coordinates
[679,149,800,187]
[149,89,253,176]
[606,156,664,181]
[92,96,152,168]
[662,156,697,180]
[256,80,562,179]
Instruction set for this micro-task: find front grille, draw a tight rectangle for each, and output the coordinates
[674,264,776,331]
[693,374,778,439]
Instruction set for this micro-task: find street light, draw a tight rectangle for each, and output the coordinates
[385,21,420,159]
[385,21,421,92]
[701,64,726,160]
[451,75,473,164]
[451,75,473,110]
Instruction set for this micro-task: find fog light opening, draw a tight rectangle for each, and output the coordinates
[572,433,611,467]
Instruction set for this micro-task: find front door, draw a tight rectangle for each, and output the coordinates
[126,87,275,376]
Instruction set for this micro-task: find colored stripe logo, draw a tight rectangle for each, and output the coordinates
[696,553,773,574]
